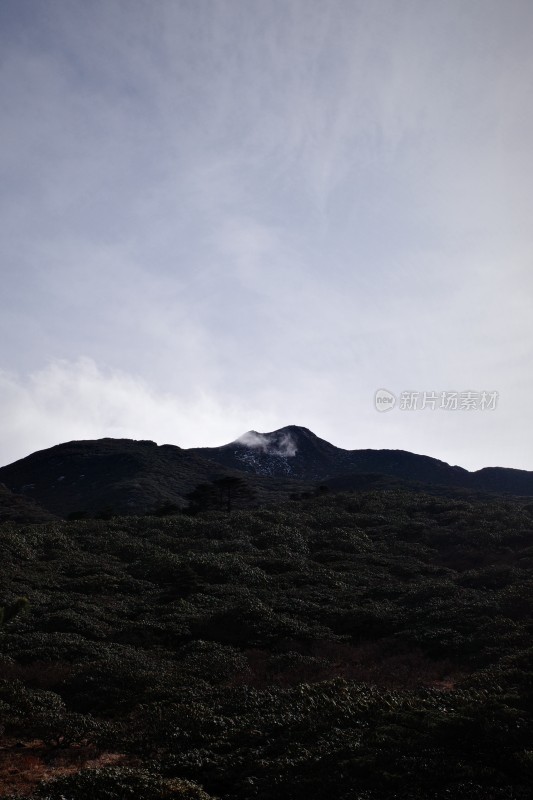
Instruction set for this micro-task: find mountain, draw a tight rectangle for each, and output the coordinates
[190,425,470,484]
[1,426,532,521]
[470,466,533,495]
[188,425,466,482]
[0,482,58,523]
[0,438,307,519]
[190,426,346,480]
[190,425,533,496]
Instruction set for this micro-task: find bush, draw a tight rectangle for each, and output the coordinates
[37,766,214,799]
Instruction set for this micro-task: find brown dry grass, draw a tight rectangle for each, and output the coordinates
[0,740,135,797]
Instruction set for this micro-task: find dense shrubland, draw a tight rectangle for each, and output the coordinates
[1,489,533,798]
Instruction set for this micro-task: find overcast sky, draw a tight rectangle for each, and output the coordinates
[1,0,532,470]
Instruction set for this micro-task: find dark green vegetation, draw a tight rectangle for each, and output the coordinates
[1,489,533,798]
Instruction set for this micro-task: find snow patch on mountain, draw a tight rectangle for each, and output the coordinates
[234,449,294,476]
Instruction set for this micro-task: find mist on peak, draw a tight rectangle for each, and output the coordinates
[236,430,298,458]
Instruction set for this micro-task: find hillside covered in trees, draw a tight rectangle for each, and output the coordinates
[1,488,533,798]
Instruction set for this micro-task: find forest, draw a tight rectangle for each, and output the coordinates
[1,487,533,798]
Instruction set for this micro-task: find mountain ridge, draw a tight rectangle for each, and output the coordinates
[189,425,489,485]
[0,425,531,519]
[0,435,307,518]
[190,425,533,496]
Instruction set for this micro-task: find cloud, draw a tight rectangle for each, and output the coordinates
[0,358,282,467]
[238,431,298,457]
[0,355,529,475]
[0,1,532,472]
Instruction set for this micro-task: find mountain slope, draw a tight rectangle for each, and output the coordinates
[189,425,471,484]
[0,438,307,518]
[0,482,58,523]
[190,426,346,480]
[190,425,533,496]
[2,427,532,520]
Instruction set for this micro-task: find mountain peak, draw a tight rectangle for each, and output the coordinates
[188,425,344,479]
[236,428,299,457]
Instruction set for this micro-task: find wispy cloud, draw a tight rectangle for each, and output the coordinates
[0,358,283,465]
[238,430,297,457]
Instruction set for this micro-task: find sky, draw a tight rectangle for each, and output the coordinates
[1,0,533,471]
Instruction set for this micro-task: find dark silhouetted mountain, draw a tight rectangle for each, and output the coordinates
[470,466,533,495]
[190,425,533,496]
[0,438,307,519]
[190,426,345,480]
[1,427,532,520]
[189,425,469,483]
